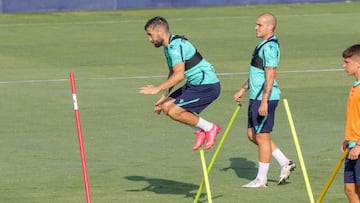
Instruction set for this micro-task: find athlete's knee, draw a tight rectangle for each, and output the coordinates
[247,129,257,144]
[161,105,170,115]
[166,107,183,120]
[344,184,360,200]
[162,104,182,121]
[255,133,271,144]
[161,100,175,115]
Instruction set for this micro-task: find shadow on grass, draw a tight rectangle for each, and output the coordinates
[220,157,257,180]
[125,176,199,199]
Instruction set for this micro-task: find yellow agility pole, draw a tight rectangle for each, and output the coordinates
[194,105,241,203]
[283,99,315,203]
[316,148,349,203]
[199,148,212,203]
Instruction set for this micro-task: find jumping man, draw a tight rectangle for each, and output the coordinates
[139,16,221,151]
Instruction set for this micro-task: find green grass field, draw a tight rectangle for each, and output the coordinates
[0,2,359,202]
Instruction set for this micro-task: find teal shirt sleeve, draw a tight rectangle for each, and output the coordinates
[259,41,280,68]
[164,35,219,85]
[164,37,196,68]
[249,37,281,100]
[167,44,184,67]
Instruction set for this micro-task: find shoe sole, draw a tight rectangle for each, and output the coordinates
[242,185,267,188]
[242,183,268,188]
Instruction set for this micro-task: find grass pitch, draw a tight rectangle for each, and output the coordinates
[0,2,359,202]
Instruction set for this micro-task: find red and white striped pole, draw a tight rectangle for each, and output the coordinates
[70,72,92,203]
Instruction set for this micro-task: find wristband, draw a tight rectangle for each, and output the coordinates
[348,141,356,148]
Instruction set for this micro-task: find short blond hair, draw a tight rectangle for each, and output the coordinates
[259,12,277,31]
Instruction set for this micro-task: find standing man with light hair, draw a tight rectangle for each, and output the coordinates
[234,13,295,188]
[139,16,221,151]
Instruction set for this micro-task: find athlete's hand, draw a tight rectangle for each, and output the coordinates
[258,101,268,116]
[153,95,167,114]
[139,85,161,95]
[154,104,162,114]
[349,146,360,160]
[233,90,245,104]
[340,141,348,152]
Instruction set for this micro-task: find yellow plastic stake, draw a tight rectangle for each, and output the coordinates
[283,99,315,203]
[194,105,241,203]
[199,148,212,203]
[316,148,349,203]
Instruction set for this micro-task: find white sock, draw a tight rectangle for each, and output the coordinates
[272,148,289,167]
[196,117,213,131]
[256,162,269,183]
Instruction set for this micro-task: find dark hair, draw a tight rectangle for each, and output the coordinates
[343,44,360,58]
[144,16,169,31]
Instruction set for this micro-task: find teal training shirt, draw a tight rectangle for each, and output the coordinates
[249,36,281,100]
[163,34,219,85]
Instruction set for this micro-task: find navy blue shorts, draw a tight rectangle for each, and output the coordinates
[247,99,278,134]
[344,156,360,185]
[169,82,220,114]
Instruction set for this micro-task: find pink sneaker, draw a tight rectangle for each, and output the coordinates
[192,130,206,151]
[205,124,221,150]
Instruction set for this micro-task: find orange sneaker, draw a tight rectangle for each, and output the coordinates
[192,130,206,151]
[205,124,221,150]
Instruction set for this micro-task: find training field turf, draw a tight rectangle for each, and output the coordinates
[0,2,359,202]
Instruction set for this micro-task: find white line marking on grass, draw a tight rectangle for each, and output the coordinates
[0,78,68,84]
[0,12,357,27]
[277,68,343,73]
[0,68,343,84]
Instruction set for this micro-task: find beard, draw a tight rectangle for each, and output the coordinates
[152,38,163,48]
